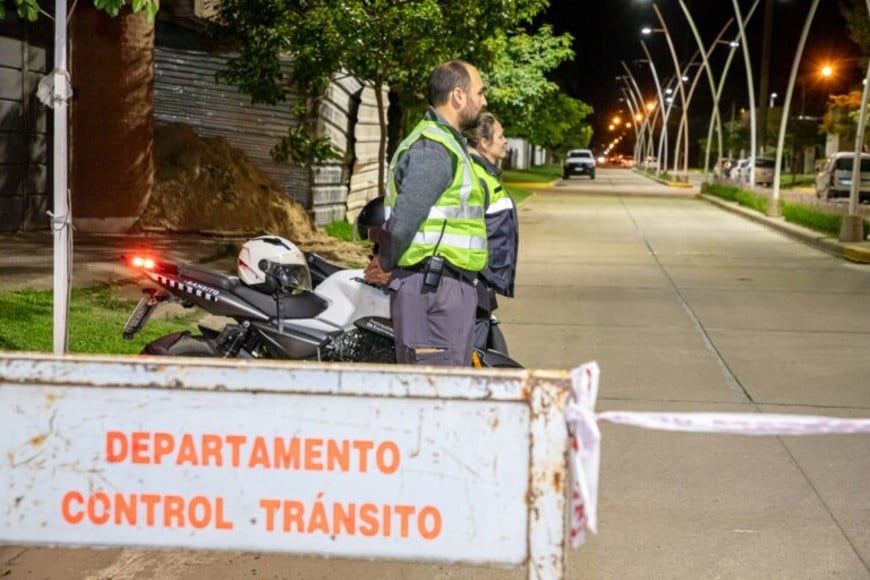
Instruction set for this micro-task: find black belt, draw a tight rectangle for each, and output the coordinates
[403,259,477,284]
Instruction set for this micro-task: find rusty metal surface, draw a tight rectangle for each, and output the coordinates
[0,353,572,578]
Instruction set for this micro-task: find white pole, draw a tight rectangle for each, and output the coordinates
[653,4,688,181]
[839,0,870,242]
[732,0,758,188]
[771,0,819,219]
[52,0,71,354]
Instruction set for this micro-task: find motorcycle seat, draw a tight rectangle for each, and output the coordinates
[178,265,241,291]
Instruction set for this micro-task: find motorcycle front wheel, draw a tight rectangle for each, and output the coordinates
[141,331,218,357]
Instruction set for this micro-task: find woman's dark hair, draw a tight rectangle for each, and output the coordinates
[428,60,471,106]
[463,111,497,148]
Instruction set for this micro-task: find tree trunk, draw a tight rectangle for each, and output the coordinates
[70,3,154,233]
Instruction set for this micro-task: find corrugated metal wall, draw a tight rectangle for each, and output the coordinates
[153,47,387,227]
[0,35,48,232]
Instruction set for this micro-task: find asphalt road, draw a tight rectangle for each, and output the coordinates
[2,168,870,579]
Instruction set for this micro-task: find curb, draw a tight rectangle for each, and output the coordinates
[698,193,870,264]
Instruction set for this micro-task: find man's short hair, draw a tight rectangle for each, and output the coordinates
[428,60,472,107]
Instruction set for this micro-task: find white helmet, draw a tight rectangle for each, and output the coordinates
[238,235,312,292]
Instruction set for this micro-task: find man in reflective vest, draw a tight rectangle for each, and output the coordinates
[380,60,489,366]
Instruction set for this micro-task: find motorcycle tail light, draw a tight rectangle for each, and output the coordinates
[131,256,156,270]
[123,254,178,276]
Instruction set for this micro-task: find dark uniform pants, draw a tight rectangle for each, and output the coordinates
[387,270,477,366]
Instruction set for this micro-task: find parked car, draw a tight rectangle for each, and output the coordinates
[563,149,596,180]
[815,152,870,201]
[642,156,659,171]
[733,158,750,182]
[751,157,779,187]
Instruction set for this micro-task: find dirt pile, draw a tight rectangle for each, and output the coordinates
[136,123,369,266]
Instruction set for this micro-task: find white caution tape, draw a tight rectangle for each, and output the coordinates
[564,362,870,549]
[596,411,870,436]
[566,363,601,549]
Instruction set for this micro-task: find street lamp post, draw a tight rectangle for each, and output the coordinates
[617,68,650,166]
[639,40,669,176]
[770,0,820,218]
[731,0,759,188]
[643,3,689,181]
[841,0,870,241]
[621,66,659,167]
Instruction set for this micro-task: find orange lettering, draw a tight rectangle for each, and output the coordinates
[259,498,280,531]
[114,493,137,525]
[282,500,305,532]
[394,505,415,538]
[248,436,271,469]
[105,431,127,463]
[201,434,222,467]
[188,496,211,529]
[176,434,198,466]
[326,439,350,472]
[333,502,355,534]
[131,431,150,464]
[163,495,185,527]
[87,492,111,525]
[273,437,300,470]
[225,435,246,467]
[358,503,378,537]
[140,493,161,526]
[153,432,174,464]
[376,441,400,474]
[214,498,233,530]
[304,438,323,470]
[418,506,442,540]
[61,491,84,524]
[353,440,373,472]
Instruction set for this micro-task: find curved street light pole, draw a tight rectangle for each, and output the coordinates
[702,0,762,182]
[843,0,870,240]
[676,1,735,180]
[650,3,689,181]
[619,85,644,162]
[732,0,759,186]
[640,39,669,176]
[617,72,645,164]
[619,61,653,165]
[770,0,819,218]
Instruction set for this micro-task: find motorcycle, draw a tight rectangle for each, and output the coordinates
[121,248,521,368]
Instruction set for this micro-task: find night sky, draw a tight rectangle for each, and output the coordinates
[538,0,860,152]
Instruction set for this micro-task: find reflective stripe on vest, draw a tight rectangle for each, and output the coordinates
[386,120,488,272]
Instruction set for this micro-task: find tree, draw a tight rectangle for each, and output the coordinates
[820,90,870,149]
[1,0,157,21]
[208,0,585,193]
[481,23,592,154]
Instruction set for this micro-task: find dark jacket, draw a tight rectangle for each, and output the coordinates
[470,152,518,307]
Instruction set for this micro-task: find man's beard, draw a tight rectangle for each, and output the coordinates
[459,105,481,130]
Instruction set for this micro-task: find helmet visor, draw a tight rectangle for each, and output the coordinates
[263,261,312,292]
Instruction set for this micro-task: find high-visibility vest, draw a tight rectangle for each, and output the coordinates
[471,155,518,298]
[386,120,488,272]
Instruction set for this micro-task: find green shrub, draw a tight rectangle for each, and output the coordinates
[707,184,870,238]
[782,203,870,238]
[324,219,355,241]
[502,164,561,183]
[706,184,767,212]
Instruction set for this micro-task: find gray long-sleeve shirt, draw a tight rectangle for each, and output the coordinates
[380,109,462,271]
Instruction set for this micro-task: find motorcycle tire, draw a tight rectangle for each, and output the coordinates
[474,348,524,368]
[487,323,510,355]
[141,331,218,357]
